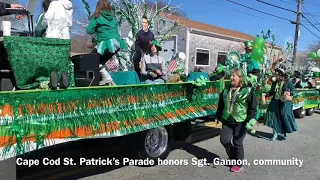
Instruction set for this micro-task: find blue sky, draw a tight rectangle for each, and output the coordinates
[19,0,320,51]
[166,0,320,52]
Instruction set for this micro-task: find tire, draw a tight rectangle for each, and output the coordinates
[306,108,314,116]
[132,126,172,165]
[294,108,306,119]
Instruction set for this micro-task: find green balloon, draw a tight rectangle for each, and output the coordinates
[253,37,266,48]
[311,52,318,60]
[258,57,264,64]
[251,48,264,60]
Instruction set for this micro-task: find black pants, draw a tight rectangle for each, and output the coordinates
[133,52,142,78]
[220,121,247,165]
[91,48,117,65]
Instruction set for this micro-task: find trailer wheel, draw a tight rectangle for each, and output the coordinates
[306,108,314,116]
[133,126,172,164]
[294,108,306,119]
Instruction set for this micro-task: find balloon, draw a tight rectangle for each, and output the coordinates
[251,48,264,60]
[311,52,318,60]
[178,52,186,60]
[253,37,266,48]
[258,57,264,64]
[317,49,320,57]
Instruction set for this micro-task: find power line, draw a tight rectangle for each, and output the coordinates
[302,1,320,6]
[302,5,320,27]
[301,13,320,33]
[227,0,296,24]
[256,0,297,13]
[303,12,320,15]
[301,23,320,39]
[209,2,291,24]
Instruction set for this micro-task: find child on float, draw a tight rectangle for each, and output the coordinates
[262,68,298,141]
[140,40,166,84]
[86,0,128,86]
[216,68,258,173]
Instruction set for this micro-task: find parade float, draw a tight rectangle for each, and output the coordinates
[0,4,319,162]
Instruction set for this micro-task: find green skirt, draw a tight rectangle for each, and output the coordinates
[96,38,128,55]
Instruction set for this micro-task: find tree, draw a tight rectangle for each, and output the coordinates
[307,41,320,67]
[75,0,185,70]
[145,0,187,18]
[308,41,320,52]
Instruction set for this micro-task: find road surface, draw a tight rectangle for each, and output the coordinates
[78,113,320,180]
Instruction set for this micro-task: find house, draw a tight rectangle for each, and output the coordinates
[71,13,283,74]
[167,14,284,74]
[120,13,283,74]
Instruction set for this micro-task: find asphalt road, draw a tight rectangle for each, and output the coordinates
[0,112,319,180]
[79,113,320,180]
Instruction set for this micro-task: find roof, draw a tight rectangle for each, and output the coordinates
[163,13,255,41]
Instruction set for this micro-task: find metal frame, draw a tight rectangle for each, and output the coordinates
[216,51,229,67]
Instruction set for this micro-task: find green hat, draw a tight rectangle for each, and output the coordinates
[244,40,253,48]
[151,40,162,51]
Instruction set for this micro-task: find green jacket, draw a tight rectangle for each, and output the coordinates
[35,13,46,37]
[240,53,251,63]
[216,86,258,123]
[248,60,260,72]
[86,11,122,43]
[240,53,260,72]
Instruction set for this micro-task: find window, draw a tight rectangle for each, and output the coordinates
[217,51,228,66]
[195,48,210,66]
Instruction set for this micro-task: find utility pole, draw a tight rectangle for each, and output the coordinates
[292,0,302,65]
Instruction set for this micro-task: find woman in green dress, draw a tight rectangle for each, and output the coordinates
[262,68,298,141]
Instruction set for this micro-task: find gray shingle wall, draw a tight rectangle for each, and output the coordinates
[188,32,245,73]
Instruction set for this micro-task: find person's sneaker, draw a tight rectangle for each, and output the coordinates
[231,165,243,172]
[271,133,278,141]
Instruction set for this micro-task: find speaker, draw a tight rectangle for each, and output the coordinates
[71,53,100,87]
[0,70,16,91]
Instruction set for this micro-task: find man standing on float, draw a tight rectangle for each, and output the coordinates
[133,15,155,78]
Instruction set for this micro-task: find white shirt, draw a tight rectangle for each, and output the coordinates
[42,0,73,40]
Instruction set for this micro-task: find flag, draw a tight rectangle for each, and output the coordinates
[106,56,119,72]
[168,59,178,72]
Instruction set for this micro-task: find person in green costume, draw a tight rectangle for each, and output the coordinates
[241,40,262,82]
[216,68,258,173]
[86,0,128,86]
[262,68,298,141]
[241,40,253,63]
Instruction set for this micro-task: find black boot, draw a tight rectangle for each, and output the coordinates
[49,71,59,90]
[59,72,69,89]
